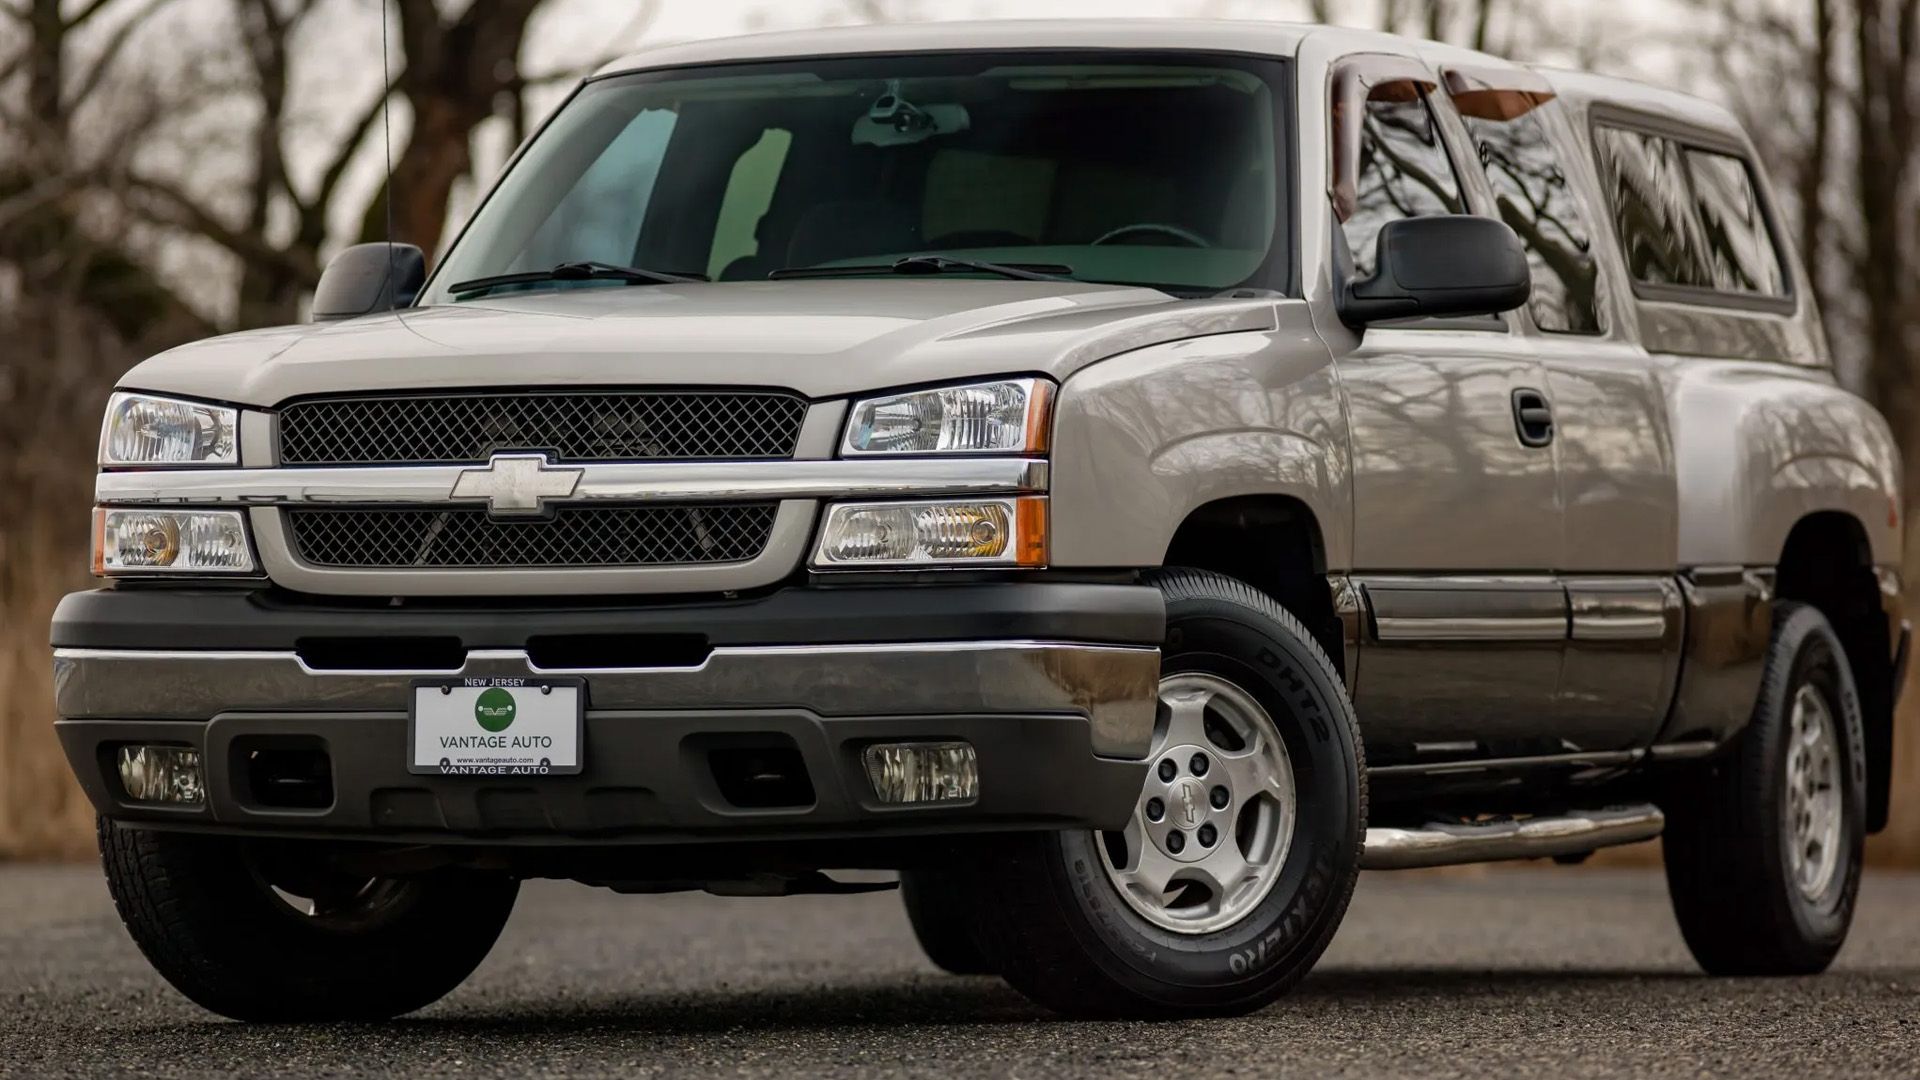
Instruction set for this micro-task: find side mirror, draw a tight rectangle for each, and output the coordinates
[1338,215,1531,327]
[310,242,426,322]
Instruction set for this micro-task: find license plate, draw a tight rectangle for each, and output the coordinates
[409,677,583,776]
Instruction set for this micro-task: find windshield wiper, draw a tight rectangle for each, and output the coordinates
[769,254,1075,282]
[448,261,708,296]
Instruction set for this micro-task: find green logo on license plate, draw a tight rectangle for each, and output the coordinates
[474,687,517,732]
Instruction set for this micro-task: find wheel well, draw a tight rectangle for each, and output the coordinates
[1161,496,1342,675]
[1775,511,1894,832]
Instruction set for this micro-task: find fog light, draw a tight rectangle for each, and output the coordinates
[862,742,978,804]
[116,745,204,805]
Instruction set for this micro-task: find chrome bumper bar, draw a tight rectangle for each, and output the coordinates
[95,457,1049,507]
[54,640,1158,759]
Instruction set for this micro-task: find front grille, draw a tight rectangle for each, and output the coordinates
[278,391,808,465]
[286,505,778,568]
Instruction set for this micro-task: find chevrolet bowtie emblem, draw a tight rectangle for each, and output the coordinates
[450,454,584,515]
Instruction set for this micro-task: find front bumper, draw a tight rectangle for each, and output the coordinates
[53,583,1162,844]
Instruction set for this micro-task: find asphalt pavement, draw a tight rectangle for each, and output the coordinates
[2,861,1916,1078]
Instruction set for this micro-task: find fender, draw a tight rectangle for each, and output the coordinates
[1047,302,1351,573]
[1667,358,1900,570]
[1659,357,1902,745]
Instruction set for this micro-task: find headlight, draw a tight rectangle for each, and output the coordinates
[92,509,256,575]
[813,497,1047,568]
[843,378,1052,455]
[99,392,238,467]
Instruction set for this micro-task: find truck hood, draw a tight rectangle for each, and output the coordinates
[121,280,1279,406]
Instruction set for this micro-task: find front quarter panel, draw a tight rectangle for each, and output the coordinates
[1049,300,1351,571]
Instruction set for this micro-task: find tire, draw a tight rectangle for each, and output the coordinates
[1662,600,1867,976]
[99,818,519,1021]
[967,568,1366,1017]
[900,867,995,975]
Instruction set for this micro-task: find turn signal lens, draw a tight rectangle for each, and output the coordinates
[813,497,1046,568]
[93,508,255,575]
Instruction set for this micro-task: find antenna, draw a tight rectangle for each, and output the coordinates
[378,0,396,307]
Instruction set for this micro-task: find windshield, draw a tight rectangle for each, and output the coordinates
[421,51,1290,303]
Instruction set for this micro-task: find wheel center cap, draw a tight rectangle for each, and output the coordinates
[1169,777,1209,830]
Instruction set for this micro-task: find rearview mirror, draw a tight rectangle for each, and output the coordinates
[1337,215,1531,327]
[852,80,970,147]
[311,242,426,322]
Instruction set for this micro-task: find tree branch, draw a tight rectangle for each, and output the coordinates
[66,0,179,110]
[62,0,120,30]
[305,73,400,216]
[121,172,318,283]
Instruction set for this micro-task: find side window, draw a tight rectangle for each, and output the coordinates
[1591,125,1715,288]
[1684,148,1786,295]
[1332,66,1465,278]
[1447,72,1602,334]
[706,128,793,280]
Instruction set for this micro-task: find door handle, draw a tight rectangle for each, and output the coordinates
[1511,388,1554,448]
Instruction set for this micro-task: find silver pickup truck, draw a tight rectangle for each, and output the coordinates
[55,19,1907,1020]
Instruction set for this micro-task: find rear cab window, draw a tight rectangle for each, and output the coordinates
[1590,117,1790,308]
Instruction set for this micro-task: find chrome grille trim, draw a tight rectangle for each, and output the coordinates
[95,458,1049,506]
[277,390,808,465]
[286,504,779,568]
[248,501,820,596]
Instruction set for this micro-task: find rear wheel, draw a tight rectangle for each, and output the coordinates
[968,569,1365,1017]
[99,819,518,1021]
[1662,601,1866,975]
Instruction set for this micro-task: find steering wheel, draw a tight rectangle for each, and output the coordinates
[1091,223,1212,248]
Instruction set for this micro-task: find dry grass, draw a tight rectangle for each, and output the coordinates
[1,522,100,859]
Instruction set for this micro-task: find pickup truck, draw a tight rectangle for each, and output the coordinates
[55,19,1907,1020]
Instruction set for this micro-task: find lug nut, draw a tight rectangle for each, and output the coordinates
[1145,797,1165,822]
[1210,785,1230,809]
[1197,823,1218,848]
[1166,831,1186,854]
[1158,759,1178,782]
[1190,753,1210,777]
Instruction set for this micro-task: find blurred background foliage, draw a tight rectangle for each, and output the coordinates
[2,0,1916,861]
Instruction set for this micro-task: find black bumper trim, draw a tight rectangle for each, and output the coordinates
[61,709,1147,844]
[51,582,1165,652]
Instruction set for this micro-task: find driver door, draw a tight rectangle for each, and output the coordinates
[1325,54,1568,762]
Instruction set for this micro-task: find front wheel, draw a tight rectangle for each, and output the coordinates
[99,819,519,1021]
[968,569,1366,1017]
[900,867,995,975]
[1662,601,1867,975]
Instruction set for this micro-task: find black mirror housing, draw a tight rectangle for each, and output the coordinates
[311,242,427,322]
[1338,215,1532,327]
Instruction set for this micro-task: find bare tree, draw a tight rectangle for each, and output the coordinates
[1853,0,1920,475]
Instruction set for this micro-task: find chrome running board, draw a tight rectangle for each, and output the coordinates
[1361,805,1665,870]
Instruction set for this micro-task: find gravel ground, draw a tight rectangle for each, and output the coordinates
[2,862,1917,1078]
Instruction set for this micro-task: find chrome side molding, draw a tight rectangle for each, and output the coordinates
[1360,805,1665,870]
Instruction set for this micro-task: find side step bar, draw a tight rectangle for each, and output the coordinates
[1361,806,1665,870]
